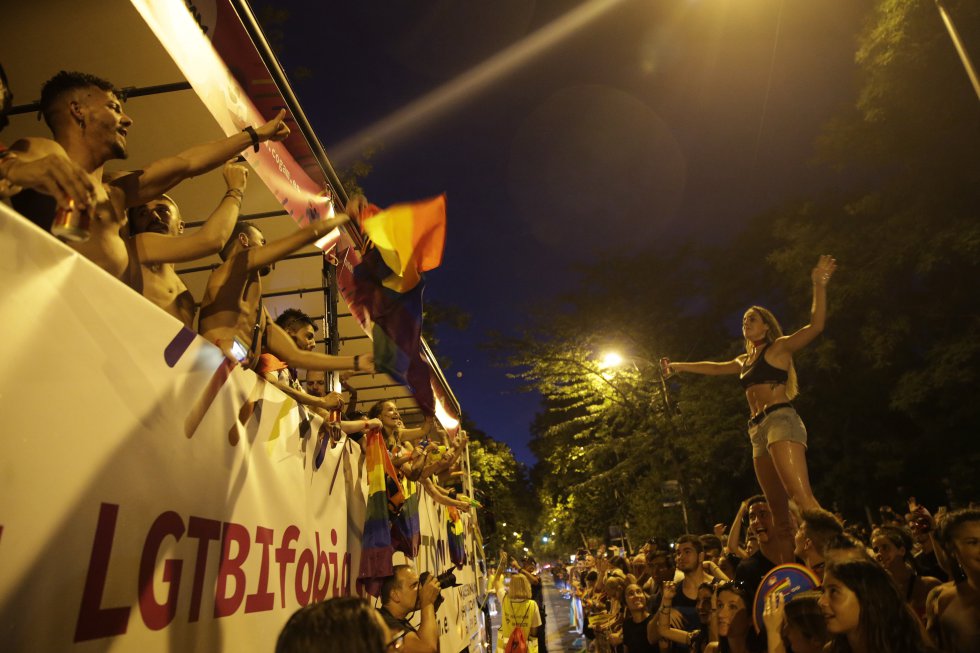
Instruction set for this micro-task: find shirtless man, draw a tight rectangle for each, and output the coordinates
[1,64,93,206]
[8,70,288,277]
[126,161,248,327]
[927,507,980,653]
[199,219,373,375]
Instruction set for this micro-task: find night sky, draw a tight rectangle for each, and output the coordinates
[265,0,872,465]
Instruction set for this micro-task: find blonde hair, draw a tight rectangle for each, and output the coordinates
[508,573,532,601]
[744,306,799,399]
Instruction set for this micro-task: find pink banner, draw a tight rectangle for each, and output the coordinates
[131,0,339,244]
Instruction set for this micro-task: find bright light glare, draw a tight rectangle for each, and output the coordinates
[513,532,520,537]
[599,352,624,369]
[328,0,630,166]
[542,536,549,543]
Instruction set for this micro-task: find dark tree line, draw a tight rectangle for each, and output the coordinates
[497,0,980,553]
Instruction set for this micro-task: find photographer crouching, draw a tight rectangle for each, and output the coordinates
[378,565,446,653]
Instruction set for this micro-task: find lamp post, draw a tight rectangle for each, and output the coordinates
[599,350,691,533]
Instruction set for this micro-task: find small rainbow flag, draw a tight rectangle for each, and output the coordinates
[391,479,422,559]
[357,430,403,596]
[360,195,446,294]
[447,507,466,567]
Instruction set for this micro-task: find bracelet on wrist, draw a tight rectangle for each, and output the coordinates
[242,126,259,153]
[353,354,360,371]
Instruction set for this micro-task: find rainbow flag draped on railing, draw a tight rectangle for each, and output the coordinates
[350,196,446,414]
[447,506,467,567]
[357,429,403,596]
[391,478,421,559]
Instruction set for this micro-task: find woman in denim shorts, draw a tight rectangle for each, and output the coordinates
[664,255,836,563]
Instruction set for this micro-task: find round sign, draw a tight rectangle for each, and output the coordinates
[753,563,820,632]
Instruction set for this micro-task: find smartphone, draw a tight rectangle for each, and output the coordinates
[230,338,249,362]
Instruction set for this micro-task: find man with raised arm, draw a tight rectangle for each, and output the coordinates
[126,161,248,328]
[199,219,373,375]
[7,70,288,278]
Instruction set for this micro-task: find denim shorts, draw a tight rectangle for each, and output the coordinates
[747,406,808,458]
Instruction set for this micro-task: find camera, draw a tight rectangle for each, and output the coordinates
[418,569,458,611]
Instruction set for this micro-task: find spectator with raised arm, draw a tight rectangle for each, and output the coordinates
[10,71,290,279]
[665,256,837,564]
[125,161,248,328]
[199,218,370,375]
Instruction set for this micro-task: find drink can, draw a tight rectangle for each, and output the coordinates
[51,199,91,241]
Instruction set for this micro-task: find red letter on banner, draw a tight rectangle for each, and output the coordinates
[138,511,186,630]
[312,531,330,602]
[187,516,221,622]
[244,526,274,613]
[214,522,250,617]
[276,525,300,608]
[74,503,131,642]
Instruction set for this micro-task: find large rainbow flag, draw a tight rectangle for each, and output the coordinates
[357,429,404,596]
[346,196,446,414]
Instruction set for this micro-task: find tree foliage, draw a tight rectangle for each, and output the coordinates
[500,0,980,550]
[462,417,537,555]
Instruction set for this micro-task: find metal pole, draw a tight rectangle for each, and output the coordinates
[228,0,351,211]
[934,0,980,102]
[655,361,691,533]
[6,81,192,116]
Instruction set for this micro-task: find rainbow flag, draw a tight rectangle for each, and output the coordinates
[361,196,446,294]
[447,507,467,567]
[357,430,404,596]
[391,479,421,559]
[347,197,447,414]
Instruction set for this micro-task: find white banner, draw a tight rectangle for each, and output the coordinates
[0,206,483,652]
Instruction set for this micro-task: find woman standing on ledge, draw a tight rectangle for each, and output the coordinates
[665,255,837,562]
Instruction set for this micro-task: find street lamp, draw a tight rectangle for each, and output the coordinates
[599,349,690,533]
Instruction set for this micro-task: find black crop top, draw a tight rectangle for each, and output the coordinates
[739,344,789,389]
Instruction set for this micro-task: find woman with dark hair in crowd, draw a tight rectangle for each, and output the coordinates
[818,557,935,653]
[703,581,763,653]
[622,582,659,652]
[665,255,836,563]
[275,596,392,653]
[871,525,941,622]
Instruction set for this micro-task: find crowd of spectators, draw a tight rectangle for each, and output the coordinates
[562,498,979,653]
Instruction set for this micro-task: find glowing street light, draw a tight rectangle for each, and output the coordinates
[599,351,624,369]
